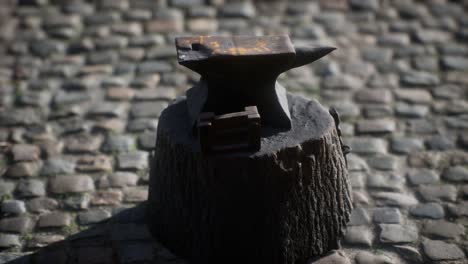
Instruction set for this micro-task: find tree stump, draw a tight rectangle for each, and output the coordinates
[146,93,352,264]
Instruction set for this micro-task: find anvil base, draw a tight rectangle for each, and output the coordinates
[146,93,352,264]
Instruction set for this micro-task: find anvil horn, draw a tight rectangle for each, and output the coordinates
[289,46,336,70]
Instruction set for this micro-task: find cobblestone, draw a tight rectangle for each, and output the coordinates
[422,239,465,261]
[347,207,370,226]
[127,118,158,132]
[394,245,423,263]
[409,202,445,219]
[394,102,429,118]
[366,155,399,171]
[418,184,457,202]
[367,173,403,191]
[400,71,440,87]
[138,131,157,150]
[63,193,91,211]
[90,190,123,206]
[5,161,42,178]
[101,134,136,153]
[373,192,418,208]
[312,250,350,264]
[130,101,168,118]
[448,201,468,217]
[344,226,373,246]
[123,187,148,203]
[37,212,71,228]
[425,135,455,151]
[0,234,21,248]
[49,175,94,194]
[27,234,64,249]
[1,0,468,262]
[406,169,439,185]
[372,207,402,224]
[379,224,419,243]
[442,165,468,182]
[26,197,59,214]
[0,216,34,234]
[40,158,75,176]
[1,200,26,215]
[354,251,393,264]
[356,120,396,135]
[78,208,111,225]
[76,155,112,173]
[423,220,465,239]
[117,151,148,171]
[16,179,45,197]
[64,134,103,153]
[107,172,139,188]
[346,138,386,155]
[11,144,41,162]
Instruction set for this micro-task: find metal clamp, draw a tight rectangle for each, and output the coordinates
[198,106,261,154]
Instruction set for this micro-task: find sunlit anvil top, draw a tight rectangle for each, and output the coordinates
[176,35,295,61]
[176,35,335,130]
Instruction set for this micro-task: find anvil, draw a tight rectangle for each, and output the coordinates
[177,35,334,133]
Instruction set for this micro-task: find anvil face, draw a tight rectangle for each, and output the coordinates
[176,35,295,72]
[176,35,335,130]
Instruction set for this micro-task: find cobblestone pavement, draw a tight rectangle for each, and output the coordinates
[0,0,468,263]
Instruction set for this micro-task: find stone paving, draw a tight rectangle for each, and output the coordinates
[0,0,467,263]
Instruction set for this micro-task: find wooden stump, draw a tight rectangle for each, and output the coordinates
[146,93,352,264]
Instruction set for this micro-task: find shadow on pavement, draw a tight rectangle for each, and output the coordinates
[5,202,187,264]
[3,203,350,264]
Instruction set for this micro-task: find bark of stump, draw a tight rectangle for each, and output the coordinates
[146,93,352,264]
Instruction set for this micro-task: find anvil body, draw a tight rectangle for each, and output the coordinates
[176,35,335,130]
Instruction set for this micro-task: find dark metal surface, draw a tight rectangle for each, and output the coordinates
[198,106,261,154]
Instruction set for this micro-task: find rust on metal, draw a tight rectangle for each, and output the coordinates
[176,35,295,61]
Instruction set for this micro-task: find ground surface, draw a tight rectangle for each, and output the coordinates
[0,0,467,263]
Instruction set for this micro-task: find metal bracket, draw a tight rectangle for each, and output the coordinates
[198,106,261,154]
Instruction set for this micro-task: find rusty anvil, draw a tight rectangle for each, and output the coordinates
[176,35,335,152]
